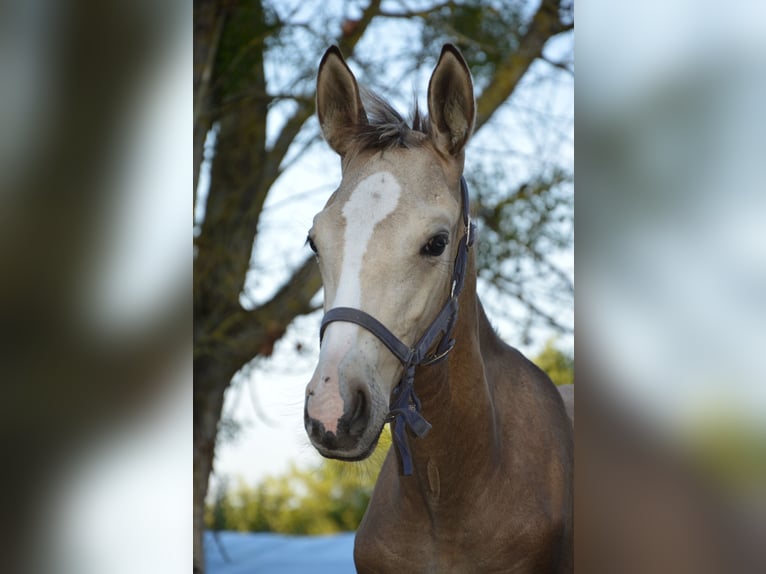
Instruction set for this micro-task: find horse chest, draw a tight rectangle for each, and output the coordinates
[355,516,558,574]
[355,467,565,573]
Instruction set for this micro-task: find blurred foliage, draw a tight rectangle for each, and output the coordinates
[207,430,391,534]
[473,165,574,340]
[532,338,574,386]
[683,414,766,496]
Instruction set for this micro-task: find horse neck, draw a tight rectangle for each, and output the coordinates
[407,251,498,483]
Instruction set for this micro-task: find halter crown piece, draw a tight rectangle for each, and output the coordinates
[319,177,477,475]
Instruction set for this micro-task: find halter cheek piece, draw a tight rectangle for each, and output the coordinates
[319,177,476,475]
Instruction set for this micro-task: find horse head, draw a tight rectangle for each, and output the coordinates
[304,45,476,462]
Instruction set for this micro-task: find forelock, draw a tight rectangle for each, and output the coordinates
[343,88,431,154]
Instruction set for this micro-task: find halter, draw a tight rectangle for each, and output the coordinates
[319,177,476,475]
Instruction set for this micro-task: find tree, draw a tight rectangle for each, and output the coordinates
[194,1,573,571]
[533,338,574,386]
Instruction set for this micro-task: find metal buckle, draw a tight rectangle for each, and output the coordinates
[466,217,472,245]
[421,341,454,365]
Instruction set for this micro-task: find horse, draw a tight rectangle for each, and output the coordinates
[303,44,573,573]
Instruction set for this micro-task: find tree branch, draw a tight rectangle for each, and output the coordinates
[194,2,226,212]
[337,0,383,56]
[260,104,315,188]
[540,54,574,76]
[475,0,572,134]
[195,0,271,308]
[378,1,454,19]
[254,0,386,212]
[224,257,322,365]
[498,277,574,334]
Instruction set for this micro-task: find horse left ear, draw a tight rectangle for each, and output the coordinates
[427,44,475,158]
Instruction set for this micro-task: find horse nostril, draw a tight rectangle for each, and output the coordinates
[348,390,368,435]
[306,417,321,439]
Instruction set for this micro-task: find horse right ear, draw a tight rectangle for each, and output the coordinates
[316,46,367,157]
[427,44,475,159]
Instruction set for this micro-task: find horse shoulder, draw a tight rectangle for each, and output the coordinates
[354,453,416,572]
[478,327,574,572]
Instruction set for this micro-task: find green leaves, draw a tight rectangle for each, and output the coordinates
[420,1,523,86]
[207,429,392,534]
[532,338,574,387]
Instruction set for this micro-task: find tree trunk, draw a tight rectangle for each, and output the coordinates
[193,355,237,574]
[193,1,269,570]
[193,0,225,203]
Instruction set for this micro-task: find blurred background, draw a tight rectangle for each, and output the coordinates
[1,0,190,573]
[577,1,766,572]
[1,0,764,572]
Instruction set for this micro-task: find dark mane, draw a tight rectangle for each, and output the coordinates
[348,88,431,153]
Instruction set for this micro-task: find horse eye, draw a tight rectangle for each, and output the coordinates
[421,234,448,256]
[306,235,318,255]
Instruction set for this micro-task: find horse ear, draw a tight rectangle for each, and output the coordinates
[427,44,475,158]
[316,46,367,156]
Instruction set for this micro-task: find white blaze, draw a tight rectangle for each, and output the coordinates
[335,171,402,307]
[308,171,402,434]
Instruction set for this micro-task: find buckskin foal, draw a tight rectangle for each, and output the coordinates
[303,44,573,573]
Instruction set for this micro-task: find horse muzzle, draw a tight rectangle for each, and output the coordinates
[304,370,383,460]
